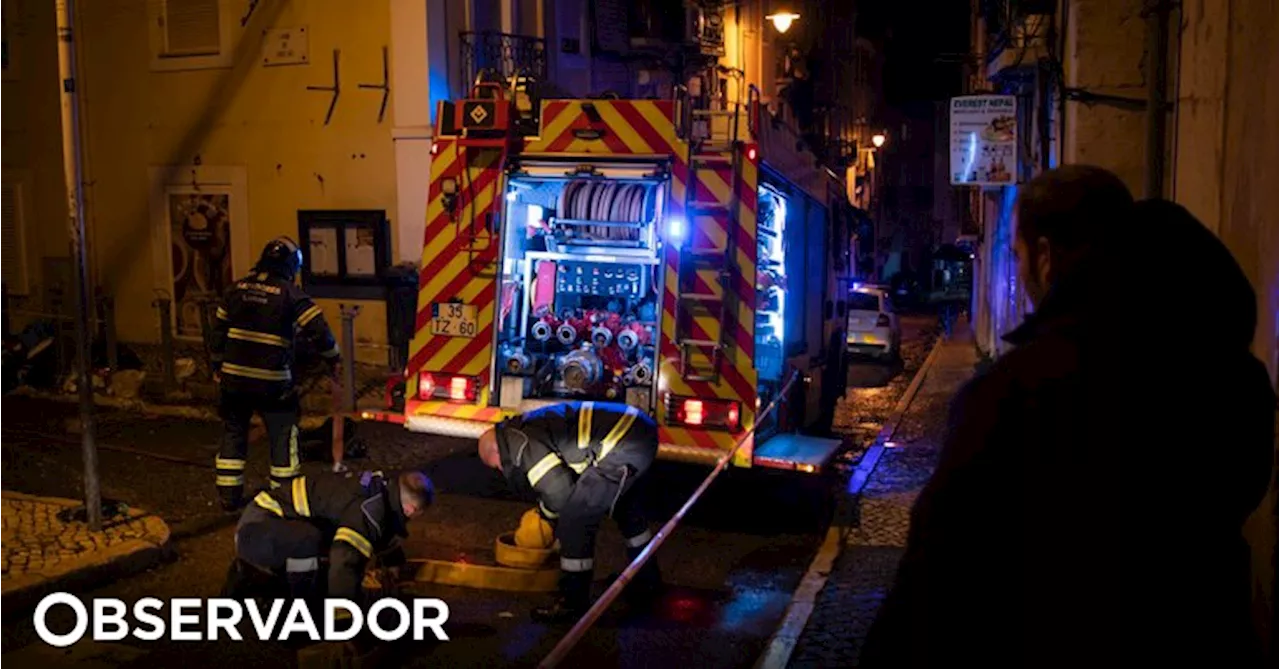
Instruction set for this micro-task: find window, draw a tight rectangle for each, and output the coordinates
[2,0,19,80]
[149,0,236,71]
[2,176,30,294]
[848,292,880,313]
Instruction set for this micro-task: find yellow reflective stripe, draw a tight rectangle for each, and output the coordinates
[270,465,301,478]
[577,402,595,450]
[567,460,589,474]
[221,362,290,381]
[215,457,246,471]
[292,477,311,517]
[297,305,323,327]
[228,328,289,347]
[215,474,244,487]
[598,407,640,462]
[216,307,229,320]
[527,452,562,487]
[253,492,285,517]
[335,527,373,558]
[539,501,559,519]
[320,344,340,359]
[290,426,299,473]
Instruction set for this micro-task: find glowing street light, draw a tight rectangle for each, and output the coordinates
[766,11,800,34]
[871,132,887,148]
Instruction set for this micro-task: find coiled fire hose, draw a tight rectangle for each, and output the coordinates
[538,371,802,668]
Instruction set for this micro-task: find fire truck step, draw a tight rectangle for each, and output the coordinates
[679,293,722,302]
[688,201,730,211]
[692,109,739,117]
[679,339,721,347]
[752,433,844,473]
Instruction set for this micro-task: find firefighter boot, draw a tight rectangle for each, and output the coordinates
[624,546,664,607]
[218,485,245,513]
[220,559,255,598]
[532,570,592,623]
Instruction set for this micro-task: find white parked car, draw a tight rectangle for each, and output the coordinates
[845,285,901,361]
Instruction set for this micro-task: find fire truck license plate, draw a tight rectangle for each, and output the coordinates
[431,303,478,338]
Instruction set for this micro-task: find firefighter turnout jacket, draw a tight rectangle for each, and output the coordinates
[496,401,658,521]
[248,472,409,598]
[209,271,339,395]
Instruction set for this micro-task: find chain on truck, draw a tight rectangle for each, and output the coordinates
[364,71,859,474]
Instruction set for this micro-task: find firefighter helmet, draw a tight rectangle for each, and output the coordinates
[255,236,303,279]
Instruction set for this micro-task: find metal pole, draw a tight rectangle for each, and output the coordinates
[539,372,800,668]
[339,304,360,412]
[55,0,101,531]
[1143,0,1170,199]
[154,296,176,392]
[100,294,118,370]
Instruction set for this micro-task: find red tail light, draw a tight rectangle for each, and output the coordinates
[668,395,741,431]
[876,313,891,327]
[418,373,478,403]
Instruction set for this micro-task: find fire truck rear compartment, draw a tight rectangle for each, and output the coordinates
[495,172,666,409]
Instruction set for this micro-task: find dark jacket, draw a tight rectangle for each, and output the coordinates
[209,270,339,396]
[497,401,658,520]
[861,200,1274,668]
[251,472,409,598]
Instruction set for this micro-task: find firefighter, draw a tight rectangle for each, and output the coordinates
[209,236,340,511]
[222,469,434,601]
[477,401,663,622]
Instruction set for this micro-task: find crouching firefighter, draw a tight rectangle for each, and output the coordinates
[222,470,434,602]
[478,401,662,622]
[209,236,341,511]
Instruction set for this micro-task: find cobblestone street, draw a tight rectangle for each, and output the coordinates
[787,326,977,668]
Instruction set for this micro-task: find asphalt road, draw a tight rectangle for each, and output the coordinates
[1,315,935,668]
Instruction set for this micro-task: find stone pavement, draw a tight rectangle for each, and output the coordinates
[1,491,171,610]
[785,323,979,668]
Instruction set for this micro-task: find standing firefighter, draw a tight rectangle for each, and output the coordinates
[209,236,340,510]
[223,470,434,600]
[478,402,663,622]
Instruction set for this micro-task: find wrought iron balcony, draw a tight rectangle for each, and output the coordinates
[460,31,547,87]
[982,0,1056,63]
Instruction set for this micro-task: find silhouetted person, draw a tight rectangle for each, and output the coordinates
[861,166,1273,668]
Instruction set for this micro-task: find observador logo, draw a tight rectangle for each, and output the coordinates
[33,593,451,647]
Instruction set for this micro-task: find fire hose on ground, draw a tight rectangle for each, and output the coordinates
[538,371,802,668]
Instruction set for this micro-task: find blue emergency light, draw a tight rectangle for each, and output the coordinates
[668,217,687,246]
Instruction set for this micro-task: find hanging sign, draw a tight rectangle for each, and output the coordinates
[950,95,1018,186]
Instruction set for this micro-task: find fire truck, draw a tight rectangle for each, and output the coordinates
[382,77,855,473]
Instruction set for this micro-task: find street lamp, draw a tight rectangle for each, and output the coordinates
[872,132,887,148]
[766,11,800,34]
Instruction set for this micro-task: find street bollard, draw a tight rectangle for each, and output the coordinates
[99,294,118,370]
[339,304,361,413]
[196,297,218,375]
[152,294,177,393]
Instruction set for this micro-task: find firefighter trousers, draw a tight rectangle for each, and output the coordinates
[231,504,326,599]
[555,462,655,605]
[216,388,302,507]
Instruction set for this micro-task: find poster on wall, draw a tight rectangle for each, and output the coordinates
[169,192,233,338]
[950,95,1018,186]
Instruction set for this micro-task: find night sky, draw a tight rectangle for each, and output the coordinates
[860,0,973,105]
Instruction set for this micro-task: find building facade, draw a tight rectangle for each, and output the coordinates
[963,0,1277,649]
[1,0,881,365]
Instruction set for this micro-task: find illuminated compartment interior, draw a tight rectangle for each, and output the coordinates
[755,184,787,382]
[496,175,666,407]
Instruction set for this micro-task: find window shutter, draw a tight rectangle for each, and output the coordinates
[161,0,221,57]
[1,181,29,294]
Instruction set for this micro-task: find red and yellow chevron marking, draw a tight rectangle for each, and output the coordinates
[405,139,504,420]
[525,100,680,155]
[657,145,760,466]
[407,385,510,424]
